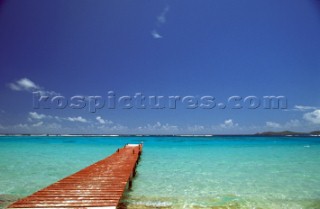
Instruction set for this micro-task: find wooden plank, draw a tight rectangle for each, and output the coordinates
[8,144,142,209]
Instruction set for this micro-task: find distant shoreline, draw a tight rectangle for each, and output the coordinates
[0,131,319,137]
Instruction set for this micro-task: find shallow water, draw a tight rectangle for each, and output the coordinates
[0,136,320,209]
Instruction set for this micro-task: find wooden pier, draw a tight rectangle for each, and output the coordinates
[8,144,142,209]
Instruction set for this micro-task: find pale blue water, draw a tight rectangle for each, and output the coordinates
[0,136,320,209]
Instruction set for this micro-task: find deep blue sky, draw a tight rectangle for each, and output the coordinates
[0,0,319,134]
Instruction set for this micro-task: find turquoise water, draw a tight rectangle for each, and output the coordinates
[0,136,320,209]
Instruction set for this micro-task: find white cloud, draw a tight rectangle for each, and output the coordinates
[28,112,90,124]
[138,122,178,132]
[0,118,128,134]
[97,124,127,132]
[96,116,105,124]
[8,78,59,95]
[266,121,281,128]
[15,123,29,129]
[264,119,305,130]
[161,123,179,131]
[29,112,47,120]
[220,119,238,128]
[8,83,21,91]
[151,30,163,39]
[32,121,43,127]
[45,122,62,130]
[284,119,301,128]
[188,125,205,132]
[151,5,170,39]
[95,116,113,125]
[94,116,123,132]
[157,5,170,24]
[67,116,87,123]
[303,109,320,124]
[8,78,40,92]
[293,105,318,112]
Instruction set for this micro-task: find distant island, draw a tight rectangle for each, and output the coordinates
[255,130,320,136]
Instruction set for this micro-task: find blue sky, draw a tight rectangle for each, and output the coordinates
[0,0,319,134]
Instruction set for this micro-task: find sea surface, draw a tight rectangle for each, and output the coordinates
[0,136,320,209]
